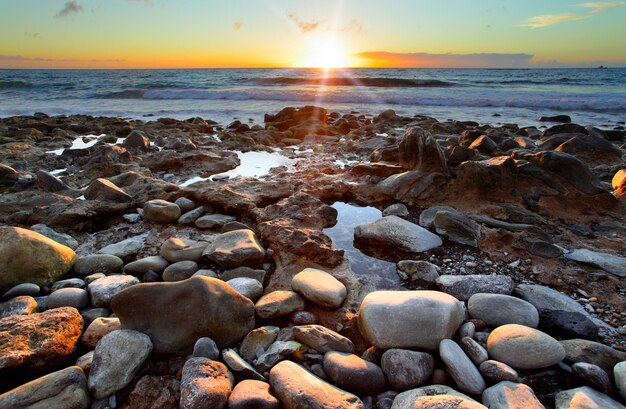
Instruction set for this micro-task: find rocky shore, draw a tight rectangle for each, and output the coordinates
[0,106,625,408]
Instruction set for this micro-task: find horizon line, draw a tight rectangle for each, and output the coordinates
[1,66,624,71]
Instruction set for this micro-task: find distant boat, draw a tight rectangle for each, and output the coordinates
[597,65,608,69]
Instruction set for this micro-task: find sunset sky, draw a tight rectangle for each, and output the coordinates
[1,0,625,69]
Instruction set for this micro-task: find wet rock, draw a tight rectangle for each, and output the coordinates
[202,229,265,269]
[560,339,626,378]
[555,386,623,409]
[73,254,123,277]
[0,306,82,372]
[180,358,233,409]
[468,293,539,328]
[239,326,280,363]
[440,339,486,395]
[123,375,180,409]
[0,366,89,409]
[143,199,181,223]
[381,349,434,390]
[0,295,38,319]
[30,224,79,249]
[222,348,265,381]
[324,351,385,395]
[482,381,544,409]
[192,337,220,360]
[195,214,236,229]
[160,237,208,262]
[111,276,255,354]
[291,268,347,309]
[226,277,263,301]
[564,248,626,278]
[45,288,89,310]
[88,329,153,399]
[435,274,514,301]
[571,362,611,393]
[398,127,448,173]
[487,324,566,370]
[84,178,132,202]
[81,317,121,349]
[162,260,198,282]
[269,360,364,409]
[354,216,442,254]
[479,360,520,383]
[88,275,139,307]
[293,324,355,354]
[255,290,305,319]
[227,379,280,409]
[433,210,481,247]
[358,290,465,350]
[123,255,169,275]
[98,235,145,260]
[0,226,76,291]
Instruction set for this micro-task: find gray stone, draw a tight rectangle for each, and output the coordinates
[192,337,220,360]
[440,339,486,395]
[291,268,347,309]
[571,362,611,394]
[468,293,539,328]
[195,214,237,229]
[324,351,385,395]
[222,348,266,381]
[479,360,520,383]
[487,324,566,369]
[294,324,355,353]
[482,381,544,409]
[123,255,170,275]
[88,275,139,307]
[227,379,280,409]
[88,329,153,399]
[30,224,79,249]
[396,260,439,284]
[36,170,67,192]
[81,307,109,328]
[84,273,105,285]
[411,395,486,409]
[615,361,626,401]
[81,317,121,349]
[75,351,94,375]
[254,341,302,373]
[178,206,205,224]
[433,210,481,247]
[381,349,434,390]
[160,237,208,262]
[74,254,124,277]
[555,386,623,409]
[2,283,40,301]
[460,337,489,366]
[174,197,196,213]
[221,267,266,283]
[561,339,626,377]
[227,277,263,301]
[162,260,198,282]
[354,216,442,254]
[123,213,140,223]
[382,203,409,217]
[564,248,626,278]
[143,199,181,223]
[46,288,89,310]
[436,274,514,301]
[418,206,457,229]
[0,295,38,319]
[255,290,305,319]
[240,326,280,363]
[458,322,476,340]
[98,235,145,260]
[202,229,266,269]
[51,278,86,291]
[193,269,218,278]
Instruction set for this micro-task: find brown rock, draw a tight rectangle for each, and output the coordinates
[122,375,180,409]
[180,358,233,409]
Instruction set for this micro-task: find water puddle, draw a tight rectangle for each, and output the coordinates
[180,150,299,186]
[47,134,105,155]
[323,202,402,290]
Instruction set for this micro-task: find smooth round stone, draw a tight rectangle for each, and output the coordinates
[572,362,611,394]
[87,275,140,308]
[382,203,409,217]
[73,254,124,277]
[193,269,218,278]
[81,317,121,349]
[81,307,110,328]
[615,361,626,401]
[412,395,486,409]
[468,293,539,328]
[458,322,476,340]
[460,337,489,366]
[381,349,434,390]
[45,288,89,310]
[51,278,86,292]
[291,268,347,309]
[143,199,181,223]
[255,291,305,319]
[290,310,318,326]
[123,256,169,275]
[227,379,280,409]
[479,360,520,383]
[227,277,263,301]
[2,283,40,300]
[192,337,220,360]
[174,197,196,213]
[482,381,543,409]
[202,229,266,269]
[439,339,486,395]
[162,260,198,282]
[487,324,566,370]
[159,237,208,262]
[323,351,385,395]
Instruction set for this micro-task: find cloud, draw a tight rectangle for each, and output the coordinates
[355,51,535,69]
[338,19,364,33]
[522,1,626,28]
[56,0,83,18]
[233,21,243,31]
[287,14,320,33]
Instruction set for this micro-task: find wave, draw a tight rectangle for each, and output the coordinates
[471,78,575,85]
[252,77,454,87]
[0,80,33,88]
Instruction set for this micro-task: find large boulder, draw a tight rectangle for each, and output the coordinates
[487,324,566,369]
[0,227,76,291]
[354,216,442,254]
[399,127,448,173]
[111,276,255,354]
[202,229,266,269]
[358,290,465,350]
[0,307,83,372]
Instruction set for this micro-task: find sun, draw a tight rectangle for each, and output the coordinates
[299,42,351,69]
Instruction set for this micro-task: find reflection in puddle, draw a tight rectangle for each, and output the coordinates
[323,202,402,290]
[180,150,299,186]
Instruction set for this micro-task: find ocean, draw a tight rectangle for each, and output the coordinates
[1,68,625,128]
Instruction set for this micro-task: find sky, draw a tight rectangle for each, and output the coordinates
[0,0,625,69]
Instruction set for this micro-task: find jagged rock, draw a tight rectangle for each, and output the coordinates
[398,127,448,173]
[0,296,38,319]
[84,178,132,202]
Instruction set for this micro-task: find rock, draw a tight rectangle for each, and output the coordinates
[88,275,139,307]
[396,260,439,285]
[382,203,409,217]
[174,197,196,213]
[73,254,124,277]
[0,366,89,409]
[0,295,38,319]
[527,151,606,195]
[0,227,76,291]
[178,206,205,224]
[255,290,305,319]
[222,348,265,381]
[98,235,145,260]
[75,351,93,375]
[433,210,481,247]
[254,341,302,373]
[479,360,520,383]
[123,256,170,275]
[615,361,626,401]
[239,326,280,363]
[469,135,497,154]
[192,337,220,360]
[376,170,448,203]
[398,127,448,173]
[30,224,79,249]
[460,337,489,366]
[221,266,267,283]
[227,277,263,301]
[354,216,442,254]
[88,329,152,399]
[487,324,566,369]
[391,385,476,409]
[436,274,514,301]
[291,268,347,309]
[180,358,233,409]
[293,324,355,353]
[81,307,109,327]
[555,386,623,409]
[123,129,150,149]
[81,317,121,349]
[111,276,255,354]
[160,237,208,262]
[123,375,180,409]
[36,170,67,192]
[439,339,486,395]
[539,115,571,123]
[358,290,465,350]
[411,395,486,409]
[324,351,385,395]
[227,379,280,409]
[195,214,237,229]
[143,199,181,223]
[418,205,458,229]
[482,381,544,409]
[269,360,364,409]
[458,322,476,340]
[84,178,132,202]
[468,293,539,328]
[0,306,82,371]
[455,156,517,193]
[162,260,198,282]
[193,269,218,278]
[613,169,626,197]
[564,248,626,278]
[381,349,434,390]
[202,229,265,268]
[560,339,626,378]
[51,278,86,291]
[0,163,19,187]
[514,284,598,339]
[2,283,40,300]
[45,288,89,310]
[571,362,611,393]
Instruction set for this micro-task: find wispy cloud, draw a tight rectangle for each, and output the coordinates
[338,19,364,33]
[355,51,535,69]
[0,54,125,63]
[56,0,83,18]
[522,1,626,28]
[287,13,320,33]
[233,21,243,31]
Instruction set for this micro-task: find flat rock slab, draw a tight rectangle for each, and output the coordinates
[487,324,565,370]
[564,248,626,277]
[202,229,265,269]
[354,215,442,253]
[111,276,255,354]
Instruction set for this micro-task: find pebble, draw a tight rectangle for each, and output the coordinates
[487,324,565,369]
[324,351,385,395]
[143,199,181,223]
[162,260,198,282]
[478,360,520,383]
[293,324,355,353]
[460,336,489,366]
[380,349,434,390]
[2,283,40,300]
[255,291,305,319]
[45,288,89,310]
[192,336,220,360]
[439,339,486,395]
[291,268,347,309]
[227,277,264,301]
